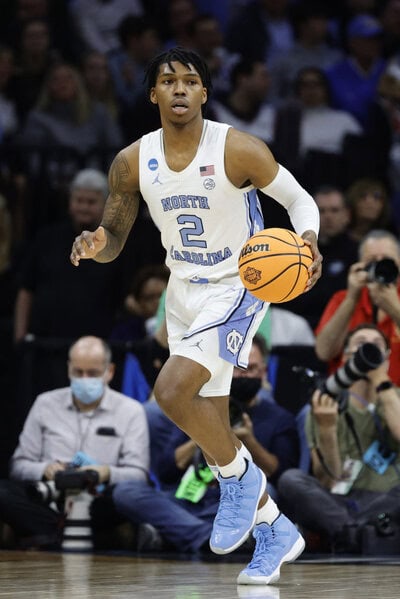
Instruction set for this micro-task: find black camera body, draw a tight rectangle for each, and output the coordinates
[55,468,99,493]
[366,258,399,285]
[28,469,100,505]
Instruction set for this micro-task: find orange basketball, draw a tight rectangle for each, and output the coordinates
[238,228,313,303]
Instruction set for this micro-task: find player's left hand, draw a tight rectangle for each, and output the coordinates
[302,230,322,291]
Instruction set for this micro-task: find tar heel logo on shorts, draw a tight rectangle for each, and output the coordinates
[226,329,244,355]
[148,158,159,171]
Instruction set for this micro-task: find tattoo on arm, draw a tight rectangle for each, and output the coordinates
[96,152,140,262]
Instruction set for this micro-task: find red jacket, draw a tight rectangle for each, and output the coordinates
[315,285,400,385]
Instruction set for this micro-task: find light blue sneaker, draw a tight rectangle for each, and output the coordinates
[210,460,266,555]
[237,514,305,585]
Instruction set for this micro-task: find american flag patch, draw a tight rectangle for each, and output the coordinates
[200,165,215,177]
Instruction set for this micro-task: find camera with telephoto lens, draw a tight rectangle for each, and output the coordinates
[293,342,384,409]
[27,469,100,505]
[54,468,99,492]
[57,469,100,552]
[365,258,399,285]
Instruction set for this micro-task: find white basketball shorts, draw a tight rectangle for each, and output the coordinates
[165,274,268,397]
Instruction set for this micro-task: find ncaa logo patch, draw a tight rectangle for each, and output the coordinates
[148,158,158,171]
[203,178,215,190]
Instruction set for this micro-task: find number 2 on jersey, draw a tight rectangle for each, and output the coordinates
[177,215,207,248]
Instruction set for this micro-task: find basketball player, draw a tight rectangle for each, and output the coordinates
[70,48,322,585]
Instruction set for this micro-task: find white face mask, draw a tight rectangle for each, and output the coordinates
[70,377,105,404]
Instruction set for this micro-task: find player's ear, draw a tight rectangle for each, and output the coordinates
[150,88,158,104]
[201,87,207,105]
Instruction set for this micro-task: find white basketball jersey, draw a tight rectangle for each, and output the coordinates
[139,119,264,282]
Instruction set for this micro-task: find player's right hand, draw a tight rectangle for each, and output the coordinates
[70,225,107,266]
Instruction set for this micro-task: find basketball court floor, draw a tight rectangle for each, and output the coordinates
[1,550,399,598]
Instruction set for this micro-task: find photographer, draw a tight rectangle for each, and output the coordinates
[315,229,400,385]
[0,336,149,550]
[278,324,400,553]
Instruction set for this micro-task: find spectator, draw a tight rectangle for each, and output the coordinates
[287,185,359,329]
[315,229,400,385]
[0,0,79,65]
[229,334,301,497]
[0,45,19,141]
[379,0,400,58]
[325,14,387,127]
[225,0,295,67]
[112,334,300,551]
[0,194,16,330]
[278,323,400,554]
[110,264,169,343]
[372,61,400,230]
[0,336,149,550]
[11,18,61,124]
[14,168,128,346]
[81,51,120,124]
[188,13,239,98]
[346,177,396,243]
[162,0,198,50]
[211,59,275,144]
[0,192,19,479]
[17,62,123,156]
[69,0,144,55]
[269,3,343,102]
[328,0,379,50]
[108,15,161,110]
[273,66,362,188]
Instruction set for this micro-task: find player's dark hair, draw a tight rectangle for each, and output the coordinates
[144,46,213,102]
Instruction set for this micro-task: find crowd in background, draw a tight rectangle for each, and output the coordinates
[1,0,400,556]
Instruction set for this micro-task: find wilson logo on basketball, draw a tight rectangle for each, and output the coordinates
[240,243,270,259]
[238,227,313,303]
[243,266,262,285]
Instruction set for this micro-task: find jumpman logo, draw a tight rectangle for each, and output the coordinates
[189,339,204,351]
[152,173,163,185]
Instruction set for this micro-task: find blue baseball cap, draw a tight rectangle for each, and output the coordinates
[347,14,383,38]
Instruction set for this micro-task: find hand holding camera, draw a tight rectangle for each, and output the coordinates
[347,258,399,304]
[347,261,369,301]
[231,412,254,442]
[54,468,100,493]
[365,257,400,316]
[366,280,400,315]
[311,390,339,428]
[43,461,67,481]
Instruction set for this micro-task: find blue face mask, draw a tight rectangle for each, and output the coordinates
[70,377,105,404]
